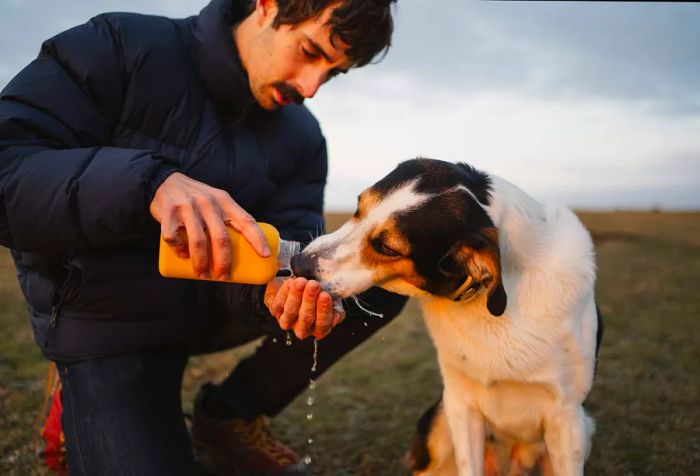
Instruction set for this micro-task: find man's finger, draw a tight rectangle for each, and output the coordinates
[181,210,209,278]
[293,280,321,340]
[221,197,270,257]
[161,219,189,259]
[202,212,232,281]
[312,291,333,339]
[264,278,286,310]
[279,278,306,331]
[269,280,291,321]
[331,297,346,327]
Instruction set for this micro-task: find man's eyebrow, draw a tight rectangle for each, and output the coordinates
[306,36,350,74]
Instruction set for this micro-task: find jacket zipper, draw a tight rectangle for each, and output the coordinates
[44,264,75,348]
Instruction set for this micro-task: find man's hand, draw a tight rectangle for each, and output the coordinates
[264,277,345,340]
[150,172,270,281]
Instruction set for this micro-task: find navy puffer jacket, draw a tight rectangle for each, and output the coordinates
[0,0,327,360]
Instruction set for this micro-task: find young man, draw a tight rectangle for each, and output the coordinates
[0,0,405,474]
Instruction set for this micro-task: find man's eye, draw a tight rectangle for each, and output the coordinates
[302,48,317,59]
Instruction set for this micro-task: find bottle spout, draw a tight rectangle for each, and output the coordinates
[277,239,301,272]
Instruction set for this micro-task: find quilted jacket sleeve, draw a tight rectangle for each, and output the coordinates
[258,133,327,244]
[0,15,178,252]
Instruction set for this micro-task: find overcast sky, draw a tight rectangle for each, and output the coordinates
[1,0,698,210]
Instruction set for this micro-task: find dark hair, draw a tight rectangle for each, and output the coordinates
[272,0,397,67]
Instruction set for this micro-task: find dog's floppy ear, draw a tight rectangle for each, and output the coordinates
[438,227,507,316]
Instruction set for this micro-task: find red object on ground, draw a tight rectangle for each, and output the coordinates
[36,363,68,474]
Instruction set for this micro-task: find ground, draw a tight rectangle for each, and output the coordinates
[1,211,698,475]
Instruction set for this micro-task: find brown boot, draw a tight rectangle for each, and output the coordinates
[191,383,308,476]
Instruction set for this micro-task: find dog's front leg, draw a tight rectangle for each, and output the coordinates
[441,368,484,476]
[543,404,588,476]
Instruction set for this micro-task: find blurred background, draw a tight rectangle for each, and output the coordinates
[1,0,699,211]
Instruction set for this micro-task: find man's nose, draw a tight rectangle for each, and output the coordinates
[297,69,325,99]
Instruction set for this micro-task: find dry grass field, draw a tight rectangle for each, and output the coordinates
[1,211,699,475]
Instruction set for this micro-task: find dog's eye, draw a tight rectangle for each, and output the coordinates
[371,238,400,257]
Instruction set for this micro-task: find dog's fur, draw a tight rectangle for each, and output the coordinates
[291,158,601,476]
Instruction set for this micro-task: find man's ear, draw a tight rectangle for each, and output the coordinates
[438,228,507,316]
[255,0,278,26]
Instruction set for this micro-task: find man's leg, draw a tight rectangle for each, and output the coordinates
[214,287,407,418]
[58,352,194,476]
[191,287,406,476]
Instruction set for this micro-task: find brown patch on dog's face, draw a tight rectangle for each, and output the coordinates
[358,220,426,290]
[353,190,382,221]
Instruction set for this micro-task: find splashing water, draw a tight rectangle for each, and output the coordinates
[351,295,384,318]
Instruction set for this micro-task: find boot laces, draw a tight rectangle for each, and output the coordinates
[232,417,297,465]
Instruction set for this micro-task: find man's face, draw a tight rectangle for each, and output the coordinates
[238,0,354,110]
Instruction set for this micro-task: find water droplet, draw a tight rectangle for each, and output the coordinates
[306,413,313,420]
[363,321,368,327]
[272,337,277,343]
[308,438,314,445]
[308,379,316,390]
[307,396,314,406]
[285,331,292,346]
[304,455,312,465]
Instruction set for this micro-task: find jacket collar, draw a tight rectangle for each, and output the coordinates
[191,0,257,121]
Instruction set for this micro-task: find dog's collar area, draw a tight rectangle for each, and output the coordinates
[449,276,482,301]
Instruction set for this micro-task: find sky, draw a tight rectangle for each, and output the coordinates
[1,0,699,211]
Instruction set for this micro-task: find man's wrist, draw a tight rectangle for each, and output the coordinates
[146,164,180,208]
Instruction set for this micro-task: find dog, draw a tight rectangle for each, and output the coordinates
[291,158,602,476]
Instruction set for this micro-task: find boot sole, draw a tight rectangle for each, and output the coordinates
[193,440,310,476]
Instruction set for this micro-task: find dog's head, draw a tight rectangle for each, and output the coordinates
[292,158,507,316]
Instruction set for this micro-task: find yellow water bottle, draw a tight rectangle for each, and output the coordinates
[158,223,300,284]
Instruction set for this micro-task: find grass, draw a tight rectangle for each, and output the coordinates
[1,211,699,475]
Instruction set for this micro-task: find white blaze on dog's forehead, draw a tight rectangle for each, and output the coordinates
[305,180,431,255]
[364,179,431,228]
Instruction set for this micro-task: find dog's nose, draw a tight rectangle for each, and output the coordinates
[291,253,316,280]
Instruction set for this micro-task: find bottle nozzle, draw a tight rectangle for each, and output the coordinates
[277,239,301,272]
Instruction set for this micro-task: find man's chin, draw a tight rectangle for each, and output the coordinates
[249,87,279,110]
[255,95,279,110]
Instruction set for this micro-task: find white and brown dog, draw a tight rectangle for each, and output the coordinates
[291,158,602,476]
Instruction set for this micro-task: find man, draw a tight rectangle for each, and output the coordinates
[0,0,405,474]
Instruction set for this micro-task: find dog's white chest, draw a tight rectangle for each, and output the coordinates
[421,300,560,385]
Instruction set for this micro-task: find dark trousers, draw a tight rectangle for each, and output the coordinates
[58,287,406,476]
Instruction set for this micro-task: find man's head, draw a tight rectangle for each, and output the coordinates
[234,0,396,109]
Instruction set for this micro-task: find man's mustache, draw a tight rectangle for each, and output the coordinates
[274,82,304,105]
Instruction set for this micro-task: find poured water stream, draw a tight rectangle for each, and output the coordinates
[303,338,319,467]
